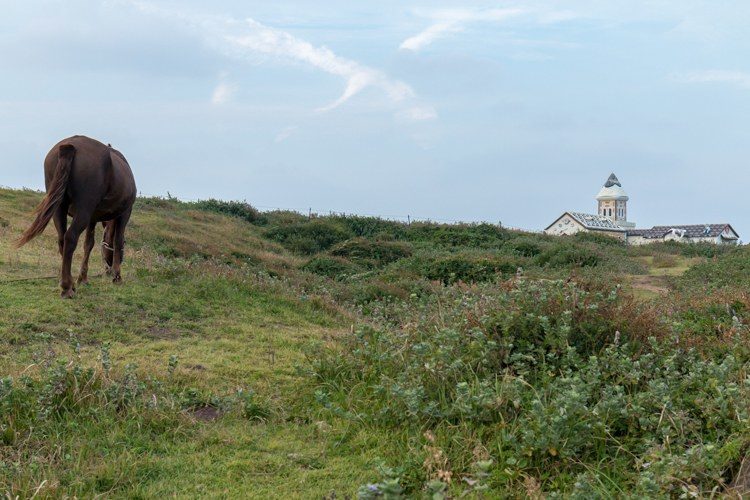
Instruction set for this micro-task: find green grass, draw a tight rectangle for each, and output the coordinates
[2,187,748,497]
[0,189,375,498]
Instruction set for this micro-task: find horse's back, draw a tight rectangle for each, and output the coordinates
[44,135,136,220]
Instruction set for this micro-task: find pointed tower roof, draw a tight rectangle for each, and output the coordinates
[604,173,621,188]
[596,172,628,201]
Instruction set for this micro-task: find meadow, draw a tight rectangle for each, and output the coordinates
[1,187,749,498]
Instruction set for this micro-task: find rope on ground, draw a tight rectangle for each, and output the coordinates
[0,273,104,285]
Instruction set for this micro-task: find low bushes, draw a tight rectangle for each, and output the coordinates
[190,199,267,225]
[265,220,353,255]
[422,255,521,284]
[677,247,750,291]
[330,238,413,267]
[310,279,749,495]
[536,242,602,268]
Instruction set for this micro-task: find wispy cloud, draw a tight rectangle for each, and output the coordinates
[400,8,525,52]
[673,70,750,89]
[397,106,438,121]
[128,1,431,118]
[274,125,298,143]
[211,79,237,105]
[227,18,413,112]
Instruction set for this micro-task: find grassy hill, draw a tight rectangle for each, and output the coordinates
[2,187,750,497]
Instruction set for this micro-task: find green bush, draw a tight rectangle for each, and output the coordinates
[536,242,601,268]
[422,255,520,284]
[406,223,510,248]
[572,231,625,247]
[330,237,412,267]
[331,215,407,239]
[311,279,749,495]
[508,237,545,257]
[190,199,267,225]
[265,220,353,255]
[677,247,750,291]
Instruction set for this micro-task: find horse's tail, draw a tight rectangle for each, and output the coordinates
[16,144,76,248]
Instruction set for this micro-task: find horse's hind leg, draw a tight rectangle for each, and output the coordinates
[52,201,68,256]
[60,212,91,298]
[77,222,96,285]
[111,208,131,284]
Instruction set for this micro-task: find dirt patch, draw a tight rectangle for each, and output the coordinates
[186,363,207,371]
[189,406,223,422]
[630,275,670,296]
[146,325,180,339]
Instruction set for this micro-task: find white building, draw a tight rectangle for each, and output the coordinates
[544,174,740,245]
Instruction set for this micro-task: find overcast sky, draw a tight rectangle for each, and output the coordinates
[2,1,750,236]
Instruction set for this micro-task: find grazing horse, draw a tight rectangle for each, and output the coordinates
[16,135,137,298]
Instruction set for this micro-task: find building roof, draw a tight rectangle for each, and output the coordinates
[604,173,621,188]
[596,172,629,201]
[627,224,739,240]
[567,212,627,231]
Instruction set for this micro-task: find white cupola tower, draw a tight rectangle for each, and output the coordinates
[595,173,635,228]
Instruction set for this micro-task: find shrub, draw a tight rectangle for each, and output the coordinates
[422,255,520,284]
[536,242,601,268]
[331,215,407,239]
[406,223,510,248]
[190,199,267,225]
[572,231,625,247]
[265,220,353,255]
[330,238,412,267]
[508,237,545,257]
[310,279,748,496]
[677,247,750,291]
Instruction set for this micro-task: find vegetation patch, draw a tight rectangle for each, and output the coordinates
[330,238,412,267]
[311,279,750,496]
[266,220,353,255]
[3,187,750,497]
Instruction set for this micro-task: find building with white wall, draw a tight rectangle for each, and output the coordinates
[544,174,739,245]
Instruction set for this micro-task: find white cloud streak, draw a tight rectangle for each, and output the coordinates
[398,106,438,121]
[211,80,237,105]
[128,1,432,118]
[274,125,298,143]
[673,70,750,89]
[227,18,414,112]
[400,8,525,52]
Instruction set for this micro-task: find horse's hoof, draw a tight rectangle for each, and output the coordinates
[78,276,89,286]
[61,289,75,299]
[112,275,122,284]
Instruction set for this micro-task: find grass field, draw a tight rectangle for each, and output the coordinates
[2,188,750,498]
[0,189,383,498]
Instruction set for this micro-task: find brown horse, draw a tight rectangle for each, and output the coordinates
[16,135,137,298]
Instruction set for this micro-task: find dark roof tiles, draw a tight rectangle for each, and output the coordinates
[627,224,737,239]
[569,212,626,231]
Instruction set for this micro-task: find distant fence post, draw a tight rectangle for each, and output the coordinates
[407,215,411,225]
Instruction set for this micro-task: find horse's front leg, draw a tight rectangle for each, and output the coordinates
[110,209,131,284]
[77,222,96,285]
